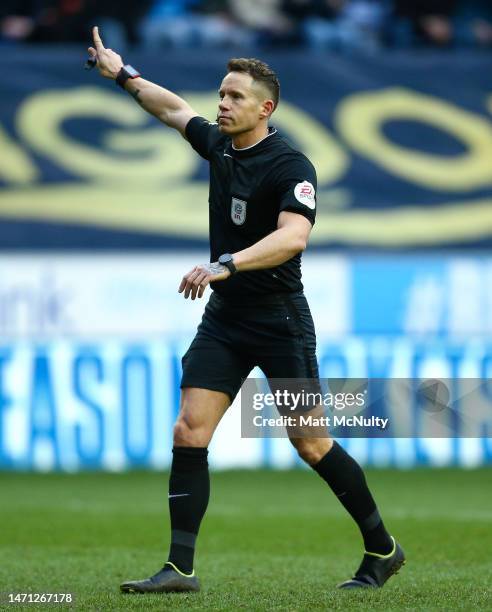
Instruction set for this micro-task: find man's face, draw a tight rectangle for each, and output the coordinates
[217,71,271,135]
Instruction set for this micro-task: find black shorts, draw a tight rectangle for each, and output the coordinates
[181,290,319,402]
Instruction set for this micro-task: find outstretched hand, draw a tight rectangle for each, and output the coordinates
[179,263,231,300]
[88,26,124,79]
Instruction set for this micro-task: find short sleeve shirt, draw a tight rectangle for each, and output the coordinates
[185,116,317,298]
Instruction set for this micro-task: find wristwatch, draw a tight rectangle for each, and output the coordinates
[116,65,141,89]
[218,253,237,275]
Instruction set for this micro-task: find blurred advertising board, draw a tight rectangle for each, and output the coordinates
[0,253,491,470]
[1,340,491,471]
[1,49,492,250]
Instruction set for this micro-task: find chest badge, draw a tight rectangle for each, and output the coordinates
[231,197,247,225]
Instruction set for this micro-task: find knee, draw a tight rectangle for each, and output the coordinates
[290,437,333,466]
[173,414,209,447]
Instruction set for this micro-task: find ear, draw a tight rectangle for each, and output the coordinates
[259,99,275,119]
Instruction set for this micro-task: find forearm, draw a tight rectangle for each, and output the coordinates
[123,77,195,130]
[233,226,307,272]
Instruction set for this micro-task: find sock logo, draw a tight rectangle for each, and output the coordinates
[168,493,191,498]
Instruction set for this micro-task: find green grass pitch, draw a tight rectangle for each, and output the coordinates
[1,468,491,610]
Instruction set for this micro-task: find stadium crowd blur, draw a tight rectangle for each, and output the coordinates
[1,0,492,51]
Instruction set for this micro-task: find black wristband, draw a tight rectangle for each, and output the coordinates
[116,65,141,89]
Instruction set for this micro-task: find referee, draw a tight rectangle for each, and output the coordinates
[88,26,405,593]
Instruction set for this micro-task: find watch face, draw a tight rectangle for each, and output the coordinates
[219,254,232,265]
[125,65,140,78]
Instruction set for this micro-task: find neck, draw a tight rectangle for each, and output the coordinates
[232,123,269,150]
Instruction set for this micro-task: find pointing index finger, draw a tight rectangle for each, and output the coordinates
[92,25,105,51]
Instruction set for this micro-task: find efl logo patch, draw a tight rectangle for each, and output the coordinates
[294,181,316,210]
[231,197,247,225]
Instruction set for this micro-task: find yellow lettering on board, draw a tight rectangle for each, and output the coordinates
[16,87,195,185]
[336,88,492,191]
[0,124,38,185]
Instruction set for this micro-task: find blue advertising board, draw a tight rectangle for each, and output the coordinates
[0,253,490,471]
[0,338,491,471]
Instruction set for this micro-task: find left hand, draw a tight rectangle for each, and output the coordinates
[178,262,231,300]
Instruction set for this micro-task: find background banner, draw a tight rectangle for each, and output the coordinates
[1,253,490,470]
[1,48,492,249]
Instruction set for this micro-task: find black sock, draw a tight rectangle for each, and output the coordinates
[166,446,209,574]
[313,441,393,555]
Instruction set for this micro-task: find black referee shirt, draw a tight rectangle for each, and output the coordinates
[185,116,317,299]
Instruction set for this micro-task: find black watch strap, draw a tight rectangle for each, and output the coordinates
[116,64,141,89]
[218,253,237,275]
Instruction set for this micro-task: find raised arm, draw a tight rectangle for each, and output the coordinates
[88,26,197,136]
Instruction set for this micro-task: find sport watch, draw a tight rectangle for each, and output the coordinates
[218,253,237,275]
[116,65,141,89]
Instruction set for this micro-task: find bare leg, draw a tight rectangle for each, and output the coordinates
[173,387,231,447]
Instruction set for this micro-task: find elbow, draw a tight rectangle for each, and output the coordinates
[293,237,307,254]
[284,226,308,254]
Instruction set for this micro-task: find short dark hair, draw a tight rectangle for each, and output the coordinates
[227,58,280,111]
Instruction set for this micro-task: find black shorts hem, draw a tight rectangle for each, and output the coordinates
[180,381,237,404]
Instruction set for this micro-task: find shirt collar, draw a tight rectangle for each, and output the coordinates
[232,127,277,151]
[227,127,277,158]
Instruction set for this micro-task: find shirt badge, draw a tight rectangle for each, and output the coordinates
[294,181,316,210]
[231,197,247,225]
